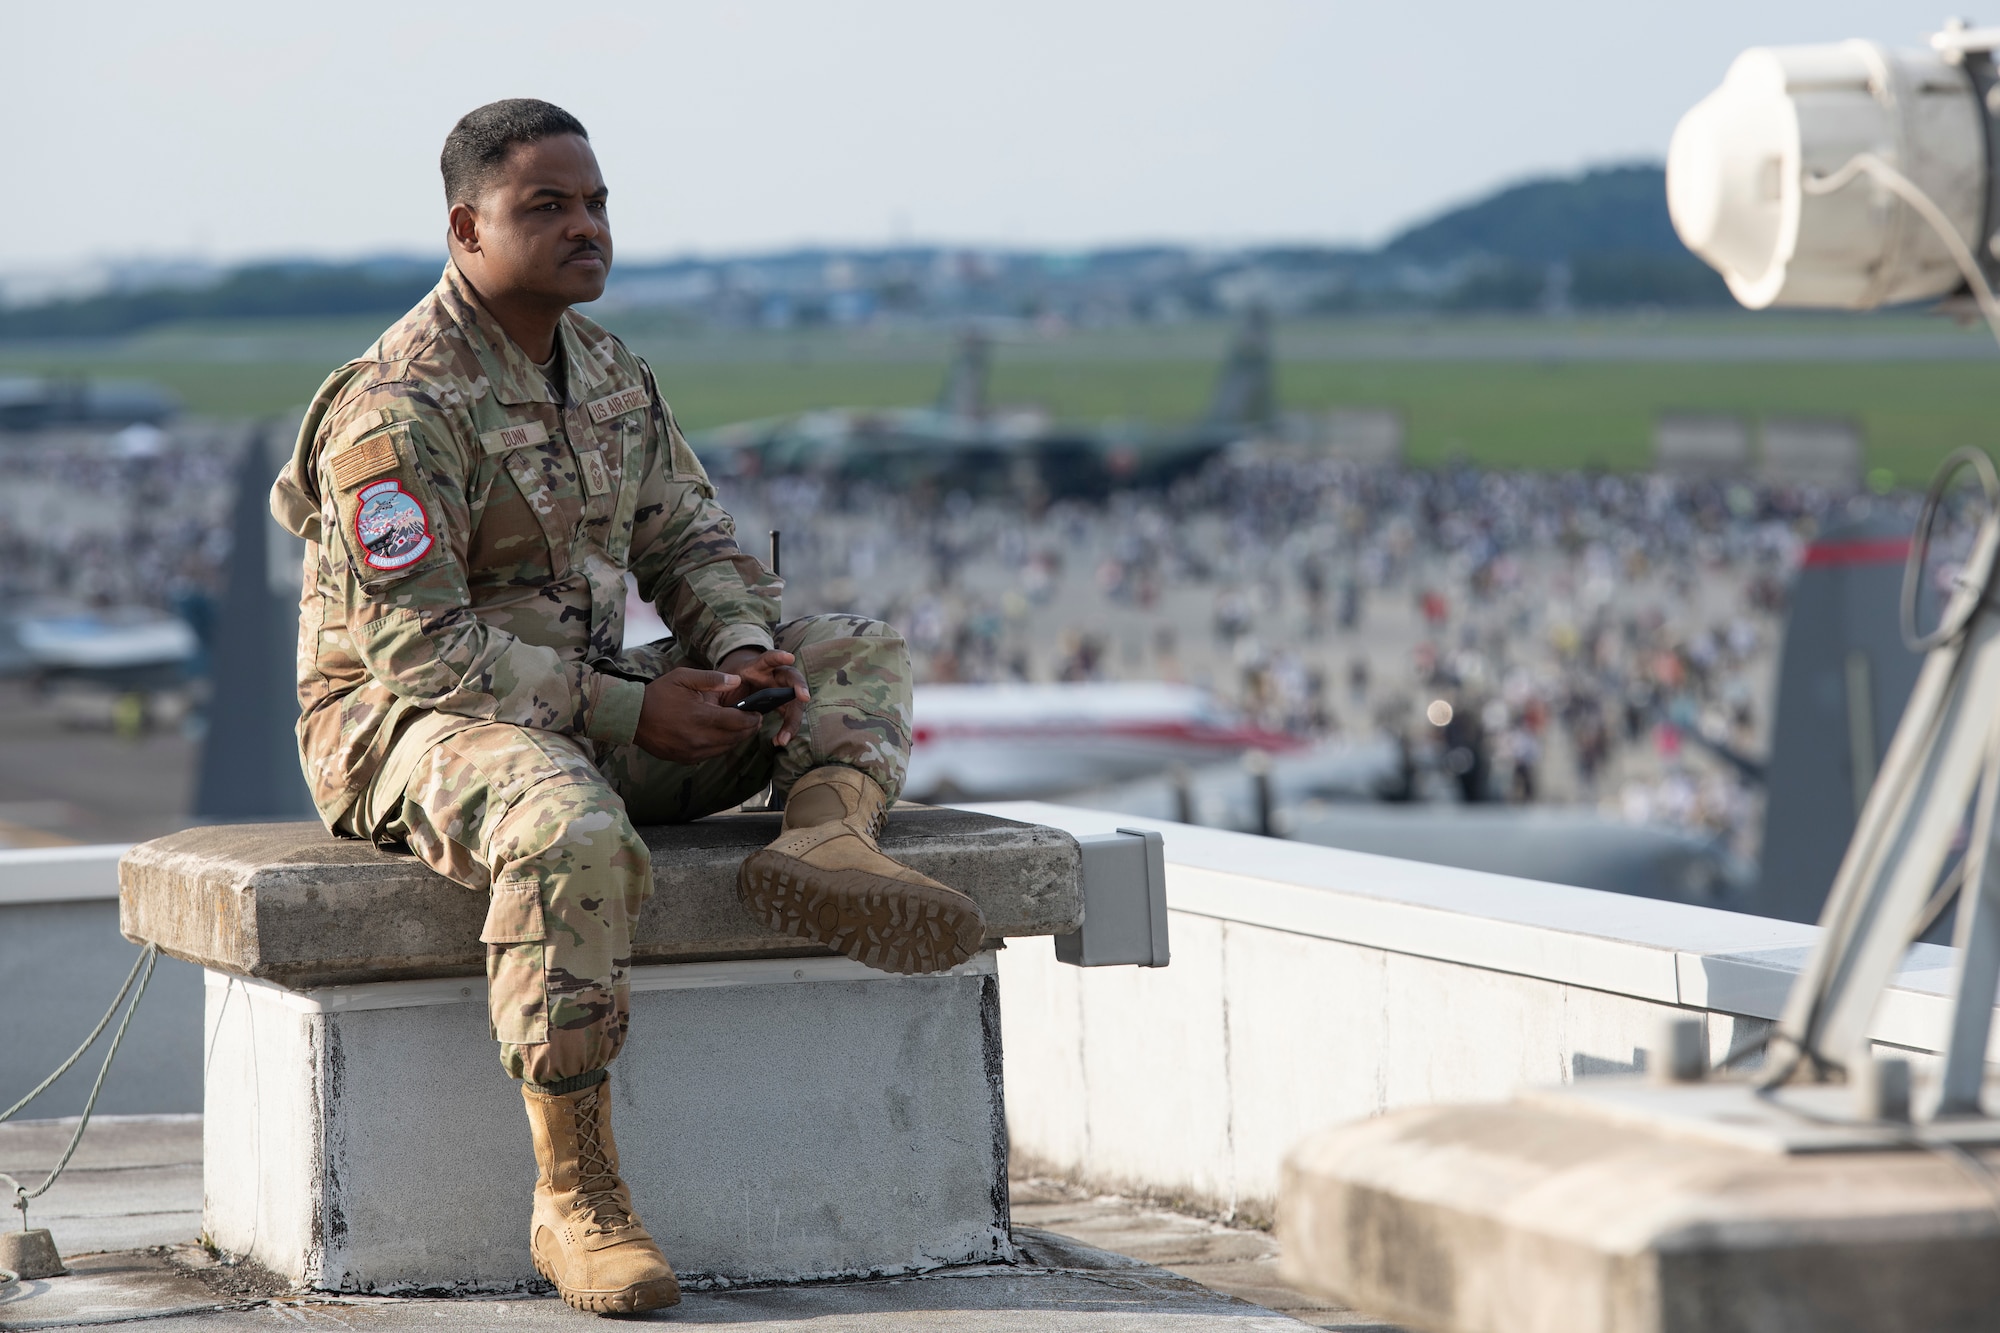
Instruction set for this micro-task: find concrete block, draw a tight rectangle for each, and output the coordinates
[0,1228,66,1280]
[203,954,1012,1291]
[1278,1096,2000,1333]
[122,807,1080,987]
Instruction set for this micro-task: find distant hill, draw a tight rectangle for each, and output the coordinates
[1380,163,1730,309]
[1384,164,1682,264]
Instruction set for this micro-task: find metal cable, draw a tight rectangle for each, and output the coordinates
[1,943,153,1126]
[1901,447,2000,653]
[1,944,158,1229]
[1804,152,2000,353]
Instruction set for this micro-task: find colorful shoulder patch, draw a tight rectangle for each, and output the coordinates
[353,478,434,570]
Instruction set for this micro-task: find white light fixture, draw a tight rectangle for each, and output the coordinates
[1668,35,1987,310]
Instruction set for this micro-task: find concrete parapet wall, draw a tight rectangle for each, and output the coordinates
[973,802,1988,1222]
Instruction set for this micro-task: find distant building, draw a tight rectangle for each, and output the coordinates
[1760,415,1863,489]
[1653,412,1750,476]
[1324,409,1406,467]
[1273,408,1404,467]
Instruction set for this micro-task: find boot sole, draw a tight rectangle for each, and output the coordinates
[738,853,986,975]
[533,1252,680,1314]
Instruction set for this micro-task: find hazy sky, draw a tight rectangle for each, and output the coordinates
[7,1,1961,270]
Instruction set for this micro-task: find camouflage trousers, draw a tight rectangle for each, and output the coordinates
[349,614,911,1085]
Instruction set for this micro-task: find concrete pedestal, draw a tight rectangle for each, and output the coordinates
[123,808,1083,1292]
[1277,1093,2000,1333]
[204,953,1010,1292]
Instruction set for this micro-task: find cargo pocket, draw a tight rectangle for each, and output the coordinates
[480,876,548,944]
[484,875,550,1046]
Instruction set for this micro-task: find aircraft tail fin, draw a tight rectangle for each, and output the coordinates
[1205,306,1275,430]
[193,427,317,822]
[936,327,991,419]
[1757,515,1920,924]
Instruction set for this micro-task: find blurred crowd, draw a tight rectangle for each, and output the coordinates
[0,429,237,619]
[726,458,1924,858]
[0,424,1924,860]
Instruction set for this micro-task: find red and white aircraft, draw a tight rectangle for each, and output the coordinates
[905,681,1304,801]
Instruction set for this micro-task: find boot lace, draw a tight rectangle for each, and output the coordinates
[573,1088,635,1234]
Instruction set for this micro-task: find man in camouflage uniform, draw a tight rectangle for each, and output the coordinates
[269,99,985,1316]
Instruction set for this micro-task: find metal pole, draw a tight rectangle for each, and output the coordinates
[1171,764,1196,826]
[1938,718,2000,1115]
[1769,453,2000,1089]
[1244,751,1275,838]
[1770,512,2000,1082]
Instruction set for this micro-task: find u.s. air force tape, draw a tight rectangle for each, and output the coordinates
[586,387,647,424]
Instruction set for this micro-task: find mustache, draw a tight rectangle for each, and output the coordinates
[566,241,605,260]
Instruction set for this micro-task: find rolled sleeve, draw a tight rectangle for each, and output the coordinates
[706,622,776,666]
[584,674,647,745]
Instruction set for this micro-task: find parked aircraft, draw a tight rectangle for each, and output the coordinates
[691,310,1277,501]
[1071,762,1756,909]
[923,516,1917,918]
[904,680,1314,801]
[0,377,178,431]
[12,609,198,694]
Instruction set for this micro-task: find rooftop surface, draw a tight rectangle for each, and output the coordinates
[0,1116,1399,1332]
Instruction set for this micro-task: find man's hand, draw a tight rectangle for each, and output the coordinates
[633,668,760,763]
[717,647,811,747]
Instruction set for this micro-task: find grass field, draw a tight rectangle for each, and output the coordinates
[4,314,1998,481]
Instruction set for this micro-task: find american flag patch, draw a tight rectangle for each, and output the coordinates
[330,432,401,490]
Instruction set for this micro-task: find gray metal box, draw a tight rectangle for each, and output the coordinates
[1055,828,1170,968]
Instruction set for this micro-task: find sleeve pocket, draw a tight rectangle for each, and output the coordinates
[480,877,548,944]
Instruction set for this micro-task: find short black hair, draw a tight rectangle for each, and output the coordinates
[440,99,589,206]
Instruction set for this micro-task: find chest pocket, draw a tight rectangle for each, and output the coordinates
[569,415,621,536]
[578,383,651,563]
[581,413,645,567]
[477,416,585,582]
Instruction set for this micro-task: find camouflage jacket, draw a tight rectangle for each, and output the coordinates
[270,263,781,827]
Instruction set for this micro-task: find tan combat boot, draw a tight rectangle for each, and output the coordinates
[521,1079,680,1315]
[738,765,987,974]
